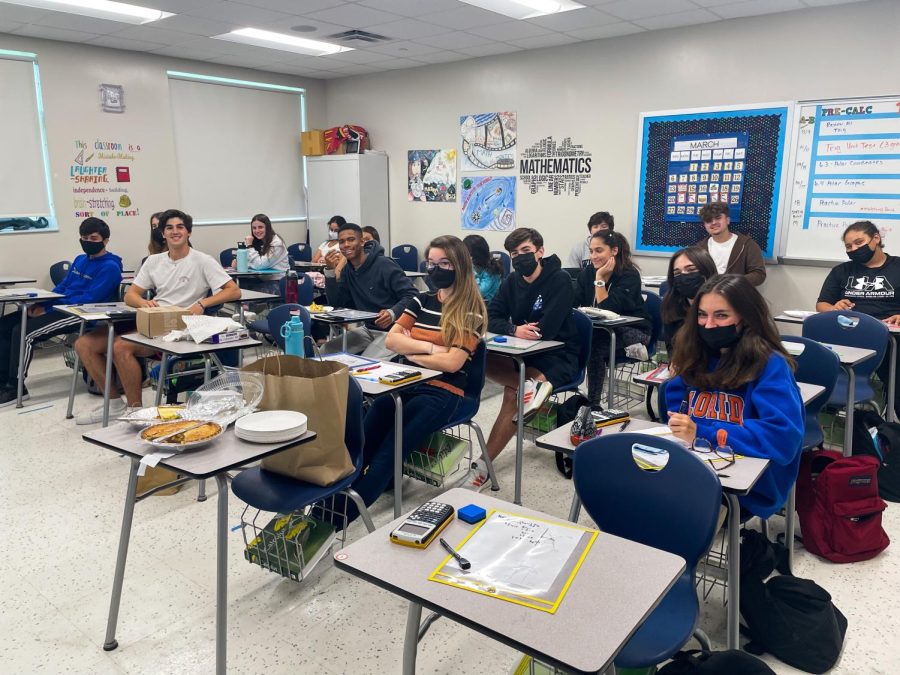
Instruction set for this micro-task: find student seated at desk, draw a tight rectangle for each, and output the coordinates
[566,211,614,270]
[0,217,122,407]
[362,225,380,244]
[339,236,486,523]
[464,234,503,303]
[660,246,717,353]
[231,213,289,295]
[471,228,579,489]
[816,219,900,418]
[147,211,166,255]
[665,274,803,518]
[696,201,766,286]
[74,209,240,424]
[574,230,651,406]
[311,215,345,264]
[321,222,416,359]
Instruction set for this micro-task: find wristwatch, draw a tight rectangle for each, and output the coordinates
[593,280,606,288]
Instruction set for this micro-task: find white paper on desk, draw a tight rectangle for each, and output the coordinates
[138,451,176,475]
[180,315,243,344]
[631,425,690,447]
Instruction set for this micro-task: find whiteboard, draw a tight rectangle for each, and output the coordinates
[780,96,900,263]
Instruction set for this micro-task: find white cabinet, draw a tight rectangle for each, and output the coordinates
[306,153,390,253]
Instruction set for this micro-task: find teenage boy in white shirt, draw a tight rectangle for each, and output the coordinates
[74,209,241,424]
[566,211,614,270]
[696,201,766,286]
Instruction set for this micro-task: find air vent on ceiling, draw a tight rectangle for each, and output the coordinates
[327,30,391,44]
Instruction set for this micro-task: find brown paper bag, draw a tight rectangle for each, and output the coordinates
[243,355,353,486]
[137,466,182,496]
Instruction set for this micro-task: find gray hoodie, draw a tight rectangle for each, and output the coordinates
[324,242,416,322]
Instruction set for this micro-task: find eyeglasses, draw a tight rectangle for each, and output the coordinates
[425,260,453,271]
[692,437,735,472]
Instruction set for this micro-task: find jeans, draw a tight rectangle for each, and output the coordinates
[339,384,463,524]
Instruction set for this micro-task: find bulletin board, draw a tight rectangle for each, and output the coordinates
[633,103,792,260]
[779,95,900,264]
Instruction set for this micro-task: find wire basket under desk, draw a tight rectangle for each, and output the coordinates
[403,428,472,488]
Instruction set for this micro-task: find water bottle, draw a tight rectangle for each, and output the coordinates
[280,312,305,357]
[236,241,249,273]
[284,270,299,304]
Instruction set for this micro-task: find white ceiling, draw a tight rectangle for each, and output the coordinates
[0,0,871,79]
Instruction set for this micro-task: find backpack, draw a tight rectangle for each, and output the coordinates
[796,449,889,563]
[739,530,848,674]
[852,408,900,502]
[657,649,774,675]
[554,394,590,479]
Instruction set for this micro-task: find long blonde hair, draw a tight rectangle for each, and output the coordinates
[429,235,487,347]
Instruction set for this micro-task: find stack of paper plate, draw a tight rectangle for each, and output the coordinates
[235,410,307,443]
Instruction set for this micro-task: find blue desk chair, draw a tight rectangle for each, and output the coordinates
[781,336,841,450]
[573,434,721,669]
[232,377,376,534]
[490,250,511,277]
[802,310,888,413]
[49,260,71,285]
[219,248,233,268]
[288,242,311,263]
[391,244,418,272]
[247,304,313,357]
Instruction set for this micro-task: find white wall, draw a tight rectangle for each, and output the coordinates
[324,0,900,316]
[0,35,326,283]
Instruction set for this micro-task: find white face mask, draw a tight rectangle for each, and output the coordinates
[328,230,339,241]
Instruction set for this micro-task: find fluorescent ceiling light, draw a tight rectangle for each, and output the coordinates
[459,0,584,20]
[213,28,353,56]
[2,0,173,24]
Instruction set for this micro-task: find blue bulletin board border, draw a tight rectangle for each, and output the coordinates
[634,105,790,259]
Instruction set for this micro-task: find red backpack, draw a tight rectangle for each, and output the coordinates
[796,450,889,563]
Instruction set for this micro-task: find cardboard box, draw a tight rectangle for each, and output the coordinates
[136,306,189,338]
[301,130,326,156]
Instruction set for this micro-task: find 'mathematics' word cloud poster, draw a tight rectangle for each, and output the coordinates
[783,97,900,262]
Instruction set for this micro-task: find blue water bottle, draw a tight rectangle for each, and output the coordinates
[236,241,249,273]
[281,312,305,357]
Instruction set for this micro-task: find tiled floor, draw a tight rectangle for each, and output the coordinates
[3,349,899,673]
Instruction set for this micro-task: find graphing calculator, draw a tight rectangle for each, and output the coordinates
[390,501,455,548]
[378,369,422,386]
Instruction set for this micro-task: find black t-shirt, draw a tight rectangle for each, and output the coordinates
[818,254,900,320]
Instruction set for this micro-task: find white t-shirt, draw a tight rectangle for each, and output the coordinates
[707,234,738,274]
[317,239,339,256]
[567,237,592,269]
[134,249,232,308]
[248,234,289,277]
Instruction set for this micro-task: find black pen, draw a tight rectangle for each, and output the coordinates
[619,420,630,432]
[440,537,471,570]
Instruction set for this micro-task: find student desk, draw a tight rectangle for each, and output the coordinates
[485,334,564,505]
[334,487,685,675]
[234,288,281,325]
[83,422,316,675]
[293,261,326,273]
[640,276,665,289]
[311,308,380,352]
[0,275,37,286]
[535,418,770,651]
[632,367,669,422]
[225,269,283,288]
[55,303,137,427]
[0,288,63,407]
[777,312,898,425]
[589,314,647,407]
[346,360,442,518]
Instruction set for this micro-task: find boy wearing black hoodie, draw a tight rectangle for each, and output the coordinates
[469,228,579,489]
[0,217,123,406]
[322,222,416,359]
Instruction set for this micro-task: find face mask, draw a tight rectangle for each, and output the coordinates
[80,239,104,256]
[847,243,876,264]
[673,272,705,299]
[328,230,339,241]
[698,324,741,350]
[429,267,456,289]
[512,252,539,277]
[151,227,165,246]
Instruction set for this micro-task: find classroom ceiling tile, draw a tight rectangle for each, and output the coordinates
[525,6,620,31]
[423,5,511,30]
[455,42,523,57]
[710,0,805,19]
[801,0,869,5]
[414,30,493,49]
[364,17,452,39]
[466,19,554,40]
[300,4,405,29]
[255,16,348,37]
[238,0,347,12]
[0,4,53,22]
[506,32,582,49]
[184,1,290,25]
[109,25,199,45]
[369,56,430,69]
[358,0,461,17]
[565,21,645,39]
[366,40,444,57]
[316,61,384,74]
[601,0,698,20]
[135,0,221,11]
[32,12,125,35]
[150,43,228,60]
[0,20,25,33]
[634,8,721,29]
[319,48,397,64]
[86,35,169,52]
[412,49,474,63]
[207,52,283,67]
[152,14,237,37]
[12,23,98,42]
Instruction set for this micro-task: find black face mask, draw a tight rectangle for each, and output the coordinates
[673,272,705,299]
[80,239,104,256]
[698,324,741,350]
[847,243,876,264]
[429,267,456,290]
[151,227,165,246]
[512,252,539,277]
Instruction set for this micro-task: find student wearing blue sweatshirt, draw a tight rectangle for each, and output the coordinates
[0,217,123,406]
[664,274,804,518]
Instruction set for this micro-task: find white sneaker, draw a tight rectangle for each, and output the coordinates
[464,459,493,493]
[76,397,126,425]
[514,378,553,423]
[625,343,649,361]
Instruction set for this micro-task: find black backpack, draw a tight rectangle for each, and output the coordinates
[554,394,590,478]
[852,409,900,502]
[740,530,848,674]
[657,649,775,674]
